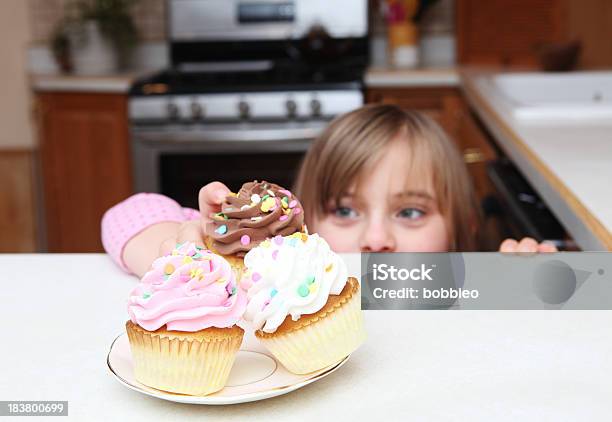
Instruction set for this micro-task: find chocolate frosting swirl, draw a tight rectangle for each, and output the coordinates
[205,181,305,256]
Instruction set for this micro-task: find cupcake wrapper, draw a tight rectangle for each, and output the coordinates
[258,292,366,374]
[126,324,243,396]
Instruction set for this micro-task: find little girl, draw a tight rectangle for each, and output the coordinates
[102,104,555,277]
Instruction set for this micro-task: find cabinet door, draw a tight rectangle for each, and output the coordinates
[38,93,133,252]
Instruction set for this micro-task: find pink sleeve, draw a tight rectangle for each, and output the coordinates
[101,193,201,274]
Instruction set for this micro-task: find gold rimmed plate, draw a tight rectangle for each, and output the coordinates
[107,329,350,405]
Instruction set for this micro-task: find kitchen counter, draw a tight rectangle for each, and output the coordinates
[2,253,611,420]
[365,66,459,87]
[31,72,154,94]
[461,69,612,250]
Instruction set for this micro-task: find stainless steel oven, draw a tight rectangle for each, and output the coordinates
[128,0,368,207]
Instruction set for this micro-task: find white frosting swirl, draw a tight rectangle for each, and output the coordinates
[242,233,347,333]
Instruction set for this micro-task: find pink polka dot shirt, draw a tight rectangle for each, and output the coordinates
[101,193,200,274]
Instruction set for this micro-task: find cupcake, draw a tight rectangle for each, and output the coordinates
[204,180,306,279]
[126,242,247,396]
[242,233,366,374]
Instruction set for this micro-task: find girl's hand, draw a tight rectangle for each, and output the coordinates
[499,237,558,253]
[158,220,206,256]
[158,182,230,259]
[198,181,231,223]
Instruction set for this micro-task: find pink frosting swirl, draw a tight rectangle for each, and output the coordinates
[127,242,247,332]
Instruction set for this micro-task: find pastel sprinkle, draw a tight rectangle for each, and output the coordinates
[217,277,226,284]
[164,264,175,275]
[241,205,251,211]
[279,214,288,222]
[252,272,262,282]
[297,284,310,297]
[142,292,151,299]
[309,284,318,294]
[325,263,334,272]
[262,299,271,310]
[289,238,298,247]
[260,239,271,248]
[240,234,251,246]
[294,207,302,215]
[182,256,193,264]
[190,268,203,278]
[272,249,279,260]
[215,224,228,235]
[279,189,292,197]
[273,235,283,245]
[251,216,263,222]
[289,200,298,208]
[267,189,275,197]
[306,275,315,284]
[251,194,261,204]
[300,233,308,242]
[260,197,276,212]
[231,286,237,296]
[270,288,278,297]
[262,194,270,201]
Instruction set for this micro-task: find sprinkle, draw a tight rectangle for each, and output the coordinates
[260,239,271,248]
[294,207,302,215]
[279,189,292,197]
[270,288,278,297]
[325,263,334,272]
[262,194,270,201]
[190,268,203,278]
[267,189,275,197]
[288,200,298,208]
[240,234,251,246]
[171,249,179,256]
[228,192,237,197]
[252,272,262,282]
[164,264,175,275]
[279,214,288,222]
[300,233,308,242]
[250,194,261,204]
[297,284,309,297]
[283,208,290,215]
[272,249,279,260]
[251,216,263,222]
[231,287,237,296]
[262,299,271,310]
[306,275,315,284]
[215,225,228,235]
[215,212,228,220]
[241,205,251,211]
[309,284,318,294]
[260,197,276,212]
[142,292,151,299]
[217,277,226,284]
[273,235,283,245]
[289,238,298,247]
[182,256,193,264]
[195,245,204,251]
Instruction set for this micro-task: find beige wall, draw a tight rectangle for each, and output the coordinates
[0,0,34,149]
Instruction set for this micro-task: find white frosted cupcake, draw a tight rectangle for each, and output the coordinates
[241,233,366,374]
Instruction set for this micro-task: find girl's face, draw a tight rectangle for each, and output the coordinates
[313,137,450,253]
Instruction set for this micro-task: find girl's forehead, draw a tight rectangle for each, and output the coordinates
[350,139,436,199]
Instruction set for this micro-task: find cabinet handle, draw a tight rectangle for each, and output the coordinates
[463,147,486,164]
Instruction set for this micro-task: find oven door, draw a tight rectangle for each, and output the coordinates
[131,121,323,209]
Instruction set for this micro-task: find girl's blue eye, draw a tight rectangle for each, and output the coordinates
[398,208,425,219]
[334,207,358,218]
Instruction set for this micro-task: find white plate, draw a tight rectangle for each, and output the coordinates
[107,329,350,405]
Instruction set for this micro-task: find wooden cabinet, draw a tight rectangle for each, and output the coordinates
[366,86,506,249]
[38,93,133,252]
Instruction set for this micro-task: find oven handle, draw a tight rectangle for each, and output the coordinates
[131,125,324,143]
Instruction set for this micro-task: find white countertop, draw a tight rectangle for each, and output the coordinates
[461,69,612,250]
[365,66,459,87]
[2,253,611,420]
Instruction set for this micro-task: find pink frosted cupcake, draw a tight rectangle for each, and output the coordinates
[126,242,247,396]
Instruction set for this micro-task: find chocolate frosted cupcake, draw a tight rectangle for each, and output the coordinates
[205,180,305,278]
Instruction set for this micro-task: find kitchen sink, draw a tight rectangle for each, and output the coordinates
[485,71,612,121]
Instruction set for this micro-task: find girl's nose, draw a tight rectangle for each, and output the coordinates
[359,218,396,252]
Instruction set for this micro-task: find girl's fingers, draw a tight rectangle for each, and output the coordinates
[176,220,205,248]
[516,237,539,253]
[199,182,231,222]
[499,238,519,252]
[538,241,558,253]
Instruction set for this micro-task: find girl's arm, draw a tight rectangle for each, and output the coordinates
[101,183,230,278]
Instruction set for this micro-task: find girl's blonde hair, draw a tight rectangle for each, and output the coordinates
[294,104,481,251]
